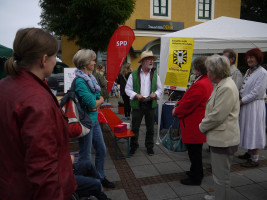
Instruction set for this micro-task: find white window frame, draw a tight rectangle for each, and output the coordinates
[150,0,172,20]
[195,0,215,22]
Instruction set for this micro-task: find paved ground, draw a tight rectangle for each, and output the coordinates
[70,96,267,200]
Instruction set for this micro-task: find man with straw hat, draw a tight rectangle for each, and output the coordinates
[125,50,163,156]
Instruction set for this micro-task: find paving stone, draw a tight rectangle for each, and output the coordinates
[241,168,267,183]
[126,155,151,167]
[164,151,189,161]
[259,149,267,160]
[104,189,129,200]
[200,176,215,192]
[258,166,267,173]
[169,180,206,197]
[154,161,183,174]
[138,145,164,155]
[175,160,191,171]
[258,181,267,190]
[231,172,254,187]
[142,183,178,200]
[131,164,160,178]
[147,153,173,164]
[230,189,249,200]
[104,168,120,182]
[181,193,209,200]
[129,148,146,157]
[234,184,267,200]
[104,158,116,170]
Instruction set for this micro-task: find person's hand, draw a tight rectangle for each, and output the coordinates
[88,108,97,112]
[172,107,176,117]
[135,94,145,101]
[99,96,104,104]
[150,93,157,100]
[240,100,243,106]
[70,155,75,164]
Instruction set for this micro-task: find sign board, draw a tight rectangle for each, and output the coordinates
[136,19,184,31]
[164,38,194,90]
[64,68,76,93]
[106,26,135,93]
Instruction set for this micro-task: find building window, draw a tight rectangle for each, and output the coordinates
[198,0,211,19]
[153,0,168,16]
[195,0,214,22]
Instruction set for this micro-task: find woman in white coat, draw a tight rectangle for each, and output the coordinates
[199,55,240,200]
[238,48,267,167]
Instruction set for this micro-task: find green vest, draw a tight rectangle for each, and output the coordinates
[130,69,158,109]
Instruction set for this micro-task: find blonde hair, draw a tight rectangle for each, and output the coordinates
[72,49,96,69]
[205,55,231,79]
[120,63,132,76]
[5,28,58,76]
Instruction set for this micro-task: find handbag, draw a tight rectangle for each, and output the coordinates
[161,118,187,152]
[60,77,92,140]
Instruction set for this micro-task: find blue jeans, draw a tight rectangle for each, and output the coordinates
[73,160,102,198]
[78,121,106,179]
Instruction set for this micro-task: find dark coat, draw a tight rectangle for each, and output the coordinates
[117,72,131,96]
[0,69,76,200]
[174,75,213,144]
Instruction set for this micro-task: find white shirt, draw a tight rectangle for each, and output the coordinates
[125,68,163,100]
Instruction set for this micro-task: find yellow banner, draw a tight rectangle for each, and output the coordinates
[164,38,194,89]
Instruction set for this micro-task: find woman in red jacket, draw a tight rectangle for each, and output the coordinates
[172,56,213,186]
[0,28,76,200]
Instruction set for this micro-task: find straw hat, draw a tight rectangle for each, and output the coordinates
[138,50,157,63]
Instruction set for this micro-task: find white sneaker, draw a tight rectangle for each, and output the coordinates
[204,195,215,200]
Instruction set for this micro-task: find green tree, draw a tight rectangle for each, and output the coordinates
[238,0,267,73]
[39,0,135,51]
[241,0,267,23]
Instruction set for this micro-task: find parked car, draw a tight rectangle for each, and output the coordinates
[46,62,69,96]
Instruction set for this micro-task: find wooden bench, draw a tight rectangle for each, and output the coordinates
[99,108,134,160]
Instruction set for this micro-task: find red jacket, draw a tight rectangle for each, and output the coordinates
[0,70,76,200]
[174,75,213,144]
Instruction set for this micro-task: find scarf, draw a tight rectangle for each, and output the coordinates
[249,65,260,74]
[75,69,101,93]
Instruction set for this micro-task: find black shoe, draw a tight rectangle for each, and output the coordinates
[240,159,259,168]
[147,148,154,156]
[180,178,201,186]
[186,171,203,179]
[238,152,251,160]
[129,147,137,155]
[101,177,115,188]
[96,192,112,200]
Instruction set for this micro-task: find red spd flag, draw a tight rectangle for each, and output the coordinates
[106,26,135,93]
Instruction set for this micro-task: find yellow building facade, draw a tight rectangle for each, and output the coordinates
[61,0,241,70]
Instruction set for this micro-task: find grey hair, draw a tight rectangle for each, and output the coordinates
[205,54,231,79]
[72,49,96,69]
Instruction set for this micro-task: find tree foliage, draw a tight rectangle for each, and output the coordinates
[241,0,267,23]
[238,0,267,73]
[39,0,135,51]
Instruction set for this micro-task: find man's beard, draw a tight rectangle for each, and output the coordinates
[148,64,153,69]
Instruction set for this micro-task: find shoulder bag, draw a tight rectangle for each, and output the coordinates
[161,118,187,152]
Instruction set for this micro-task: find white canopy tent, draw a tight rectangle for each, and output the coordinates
[157,16,267,143]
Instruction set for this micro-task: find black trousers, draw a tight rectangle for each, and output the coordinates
[187,143,204,181]
[122,94,131,117]
[131,103,155,149]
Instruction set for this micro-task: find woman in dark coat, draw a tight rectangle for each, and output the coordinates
[0,28,76,200]
[172,56,213,185]
[117,63,132,120]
